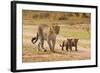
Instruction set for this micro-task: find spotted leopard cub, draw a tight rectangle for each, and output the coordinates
[60,38,79,51]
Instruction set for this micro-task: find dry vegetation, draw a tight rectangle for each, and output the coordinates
[22,10,91,62]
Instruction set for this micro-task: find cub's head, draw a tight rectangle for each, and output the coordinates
[74,39,79,43]
[67,39,72,44]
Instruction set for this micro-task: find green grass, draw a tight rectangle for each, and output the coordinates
[60,26,90,39]
[22,24,91,62]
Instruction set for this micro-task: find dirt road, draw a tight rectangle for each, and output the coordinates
[22,25,91,62]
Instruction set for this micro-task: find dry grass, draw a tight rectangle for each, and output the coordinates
[22,10,91,62]
[22,24,91,62]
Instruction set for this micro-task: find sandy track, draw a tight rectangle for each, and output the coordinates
[22,25,90,62]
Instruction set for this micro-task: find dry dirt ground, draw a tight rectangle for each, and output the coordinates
[22,25,91,62]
